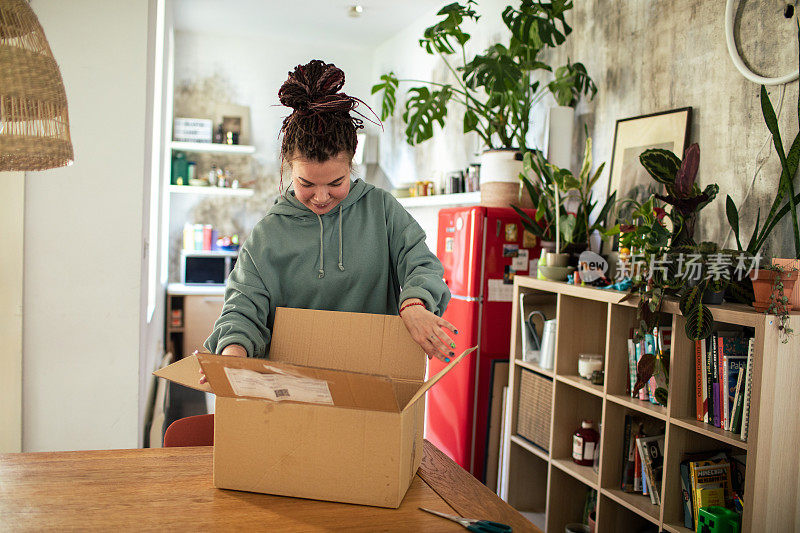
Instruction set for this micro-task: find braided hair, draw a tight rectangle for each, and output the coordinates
[278,60,364,165]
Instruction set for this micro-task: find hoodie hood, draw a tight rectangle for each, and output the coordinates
[268,178,374,218]
[267,178,375,278]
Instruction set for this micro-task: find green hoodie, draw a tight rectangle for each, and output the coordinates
[204,178,450,357]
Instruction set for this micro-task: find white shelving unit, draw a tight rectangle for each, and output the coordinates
[168,185,254,197]
[170,140,256,154]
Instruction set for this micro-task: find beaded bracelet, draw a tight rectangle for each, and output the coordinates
[399,301,426,315]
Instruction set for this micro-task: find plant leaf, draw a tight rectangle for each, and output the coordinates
[684,296,714,341]
[633,353,656,395]
[588,162,606,191]
[463,108,478,133]
[674,143,700,199]
[639,148,681,185]
[402,86,452,145]
[370,72,399,121]
[726,195,742,251]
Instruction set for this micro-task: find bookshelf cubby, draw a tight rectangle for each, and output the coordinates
[500,276,800,532]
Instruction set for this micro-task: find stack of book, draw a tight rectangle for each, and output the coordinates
[679,452,745,529]
[621,415,665,506]
[694,333,754,440]
[627,326,671,404]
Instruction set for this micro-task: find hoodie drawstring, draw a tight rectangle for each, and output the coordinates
[316,214,325,278]
[338,205,345,271]
[316,206,346,278]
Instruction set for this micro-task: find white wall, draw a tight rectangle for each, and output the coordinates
[23,0,151,451]
[0,172,24,453]
[173,30,378,175]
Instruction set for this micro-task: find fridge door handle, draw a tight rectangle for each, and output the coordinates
[450,294,481,302]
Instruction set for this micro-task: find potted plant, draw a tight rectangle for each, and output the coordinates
[725,84,800,306]
[371,0,595,203]
[512,137,614,268]
[510,150,569,275]
[751,263,798,343]
[638,143,718,246]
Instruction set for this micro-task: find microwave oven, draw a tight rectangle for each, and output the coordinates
[181,250,237,285]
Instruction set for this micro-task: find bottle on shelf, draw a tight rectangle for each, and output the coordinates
[171,151,188,185]
[572,419,599,466]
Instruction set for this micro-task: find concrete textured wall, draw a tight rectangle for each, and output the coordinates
[372,0,799,258]
[542,0,797,257]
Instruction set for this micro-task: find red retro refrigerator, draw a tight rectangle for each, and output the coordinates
[426,206,540,482]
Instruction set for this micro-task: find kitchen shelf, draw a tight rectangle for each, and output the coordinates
[396,191,480,208]
[170,140,256,154]
[168,185,254,197]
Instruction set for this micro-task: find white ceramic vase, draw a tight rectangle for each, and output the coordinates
[545,105,575,170]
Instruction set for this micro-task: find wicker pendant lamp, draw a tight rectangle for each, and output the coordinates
[0,0,73,171]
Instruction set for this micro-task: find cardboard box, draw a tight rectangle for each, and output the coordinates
[155,307,473,508]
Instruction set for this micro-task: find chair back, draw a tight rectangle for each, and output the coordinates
[163,414,214,447]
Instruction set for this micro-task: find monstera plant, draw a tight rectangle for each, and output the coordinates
[371,0,595,152]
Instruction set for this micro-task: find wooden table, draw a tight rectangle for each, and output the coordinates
[0,440,538,532]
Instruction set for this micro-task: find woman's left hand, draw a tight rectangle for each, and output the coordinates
[399,298,458,362]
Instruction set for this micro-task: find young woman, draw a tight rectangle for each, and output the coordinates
[202,60,456,369]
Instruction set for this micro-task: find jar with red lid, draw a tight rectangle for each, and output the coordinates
[572,419,598,466]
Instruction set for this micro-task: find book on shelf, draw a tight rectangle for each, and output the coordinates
[679,460,694,528]
[718,333,749,430]
[695,339,705,421]
[621,415,663,500]
[689,454,734,531]
[740,337,755,441]
[711,334,720,427]
[637,434,665,506]
[627,326,671,405]
[694,332,753,436]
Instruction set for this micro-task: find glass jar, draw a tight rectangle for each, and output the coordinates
[578,353,603,380]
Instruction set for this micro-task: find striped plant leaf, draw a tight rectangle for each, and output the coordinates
[639,148,681,185]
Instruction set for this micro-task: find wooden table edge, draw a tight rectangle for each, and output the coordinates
[419,440,540,533]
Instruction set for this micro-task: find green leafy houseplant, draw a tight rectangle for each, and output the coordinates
[511,136,615,251]
[371,0,596,151]
[638,143,718,246]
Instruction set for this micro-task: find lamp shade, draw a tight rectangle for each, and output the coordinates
[0,0,73,171]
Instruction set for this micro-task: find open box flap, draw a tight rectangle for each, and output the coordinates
[402,346,476,410]
[268,307,426,381]
[152,354,212,393]
[197,353,403,411]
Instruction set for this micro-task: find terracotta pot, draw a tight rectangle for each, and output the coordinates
[749,269,799,313]
[772,258,800,308]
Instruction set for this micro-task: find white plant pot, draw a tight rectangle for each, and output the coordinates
[545,105,575,170]
[479,149,523,185]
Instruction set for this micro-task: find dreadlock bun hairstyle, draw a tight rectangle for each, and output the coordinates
[279,60,364,164]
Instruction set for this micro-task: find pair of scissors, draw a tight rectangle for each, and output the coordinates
[419,508,513,532]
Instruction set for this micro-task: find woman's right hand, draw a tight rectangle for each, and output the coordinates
[198,344,247,384]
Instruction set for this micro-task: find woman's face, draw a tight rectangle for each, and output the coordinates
[290,152,351,215]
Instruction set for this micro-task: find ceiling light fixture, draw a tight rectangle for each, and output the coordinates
[0,0,73,171]
[348,5,364,18]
